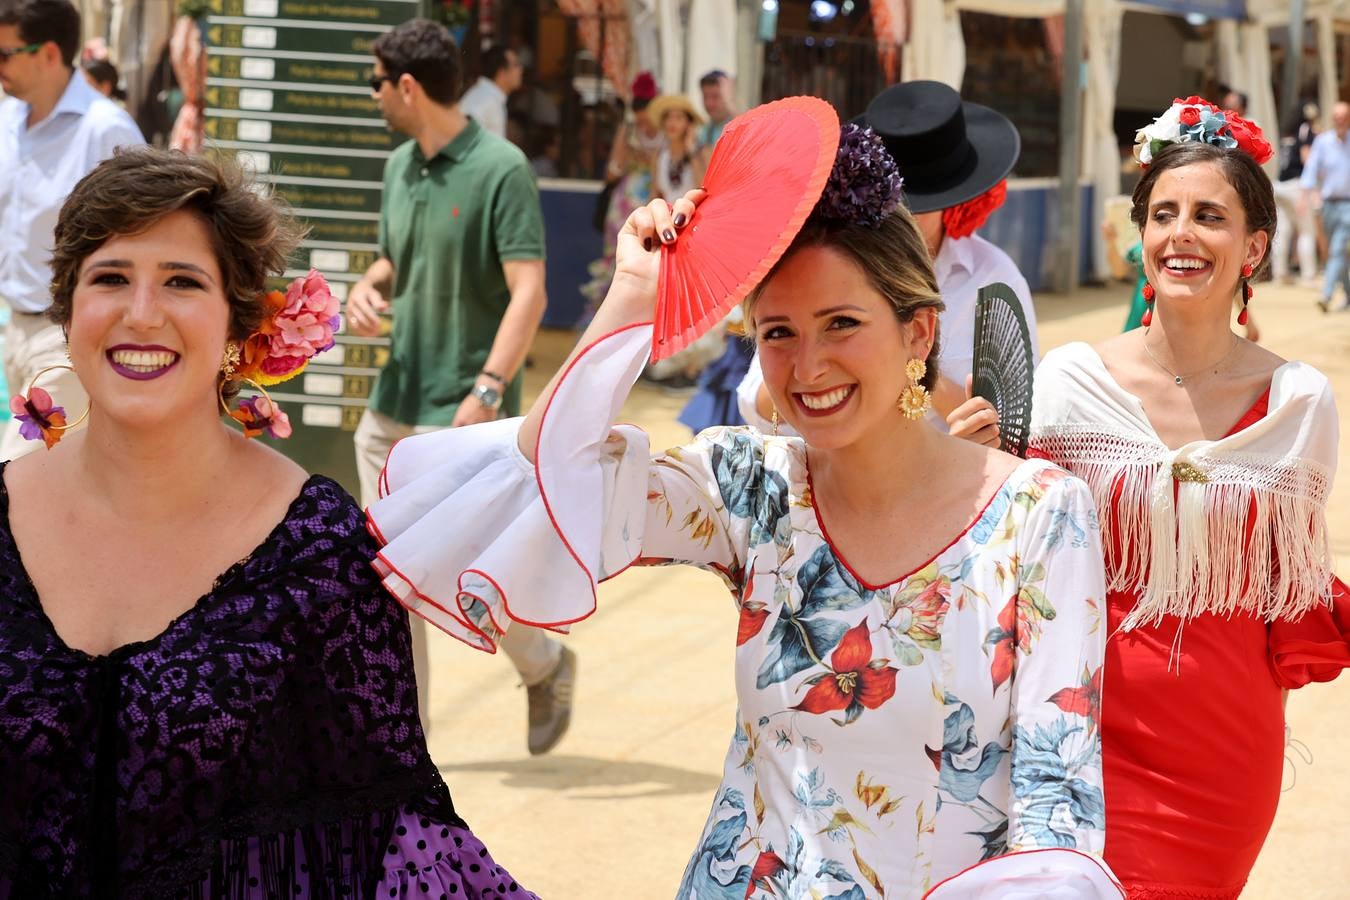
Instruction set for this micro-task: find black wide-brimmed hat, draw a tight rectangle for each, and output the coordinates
[857,81,1020,213]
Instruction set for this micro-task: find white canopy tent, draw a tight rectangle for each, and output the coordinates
[904,0,1124,280]
[1216,1,1350,179]
[631,0,751,112]
[1243,0,1350,131]
[1215,17,1279,177]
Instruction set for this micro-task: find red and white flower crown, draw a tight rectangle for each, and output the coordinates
[1133,96,1274,167]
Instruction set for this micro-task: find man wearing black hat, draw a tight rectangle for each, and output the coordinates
[737,81,1037,437]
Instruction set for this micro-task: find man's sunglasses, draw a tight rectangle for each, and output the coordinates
[368,74,395,91]
[0,43,43,62]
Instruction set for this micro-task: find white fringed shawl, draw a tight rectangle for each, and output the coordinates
[1029,342,1339,630]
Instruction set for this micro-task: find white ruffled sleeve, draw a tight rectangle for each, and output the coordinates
[366,323,750,652]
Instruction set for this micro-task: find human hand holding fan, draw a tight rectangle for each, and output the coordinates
[650,96,840,361]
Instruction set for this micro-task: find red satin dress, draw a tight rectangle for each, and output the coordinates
[1037,390,1350,898]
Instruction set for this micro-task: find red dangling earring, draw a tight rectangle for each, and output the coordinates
[1238,263,1254,327]
[1141,281,1155,327]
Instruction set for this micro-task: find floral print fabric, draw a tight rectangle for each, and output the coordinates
[623,428,1108,898]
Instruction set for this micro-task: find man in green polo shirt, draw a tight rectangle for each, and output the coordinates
[347,18,574,756]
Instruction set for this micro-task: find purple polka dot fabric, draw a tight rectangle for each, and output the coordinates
[0,472,536,898]
[377,817,539,898]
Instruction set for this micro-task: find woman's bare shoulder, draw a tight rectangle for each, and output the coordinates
[232,434,310,499]
[1237,338,1287,377]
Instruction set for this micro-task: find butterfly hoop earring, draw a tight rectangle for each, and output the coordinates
[218,341,292,439]
[9,365,90,449]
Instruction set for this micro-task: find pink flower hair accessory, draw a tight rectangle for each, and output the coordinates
[237,269,339,388]
[220,269,339,440]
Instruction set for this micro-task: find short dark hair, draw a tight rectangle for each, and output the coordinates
[49,148,305,342]
[0,0,81,68]
[481,44,513,80]
[81,58,123,98]
[1130,141,1277,279]
[699,69,729,87]
[372,18,461,106]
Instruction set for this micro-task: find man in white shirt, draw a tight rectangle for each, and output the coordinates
[738,81,1036,439]
[0,0,143,459]
[1301,101,1350,312]
[457,44,522,139]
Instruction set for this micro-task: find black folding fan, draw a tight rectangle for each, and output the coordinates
[972,282,1036,457]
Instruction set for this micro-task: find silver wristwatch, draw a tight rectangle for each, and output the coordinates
[471,382,502,410]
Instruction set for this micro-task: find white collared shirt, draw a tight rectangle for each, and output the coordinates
[735,233,1038,433]
[932,232,1039,393]
[458,76,507,138]
[0,71,144,312]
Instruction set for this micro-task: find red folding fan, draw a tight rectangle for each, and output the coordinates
[651,96,840,362]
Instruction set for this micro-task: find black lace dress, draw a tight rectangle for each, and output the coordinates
[0,468,535,899]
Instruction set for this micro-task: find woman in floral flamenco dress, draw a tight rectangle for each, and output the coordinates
[368,113,1123,897]
[1029,98,1350,899]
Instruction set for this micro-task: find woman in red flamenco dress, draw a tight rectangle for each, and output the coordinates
[1029,98,1350,899]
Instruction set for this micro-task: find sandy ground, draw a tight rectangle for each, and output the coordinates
[419,279,1349,898]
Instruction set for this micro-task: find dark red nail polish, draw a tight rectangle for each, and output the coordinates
[643,237,653,251]
[674,213,687,227]
[662,229,675,242]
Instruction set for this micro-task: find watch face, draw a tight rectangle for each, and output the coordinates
[474,384,502,408]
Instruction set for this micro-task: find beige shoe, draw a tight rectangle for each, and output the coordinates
[526,646,576,756]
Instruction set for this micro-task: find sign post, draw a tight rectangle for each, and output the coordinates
[1055,0,1085,295]
[205,0,418,494]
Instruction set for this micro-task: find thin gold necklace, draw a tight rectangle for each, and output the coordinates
[1143,331,1240,386]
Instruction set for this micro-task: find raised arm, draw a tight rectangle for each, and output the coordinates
[367,189,748,653]
[518,190,705,460]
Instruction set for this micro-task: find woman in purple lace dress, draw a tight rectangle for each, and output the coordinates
[0,148,535,899]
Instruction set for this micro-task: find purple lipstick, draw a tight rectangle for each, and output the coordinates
[106,344,181,381]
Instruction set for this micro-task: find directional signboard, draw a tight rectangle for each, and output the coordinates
[209,0,413,26]
[206,0,416,496]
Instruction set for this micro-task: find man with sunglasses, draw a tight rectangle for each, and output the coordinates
[347,19,572,757]
[0,0,142,459]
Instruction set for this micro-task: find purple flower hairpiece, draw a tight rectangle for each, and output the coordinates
[812,123,904,228]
